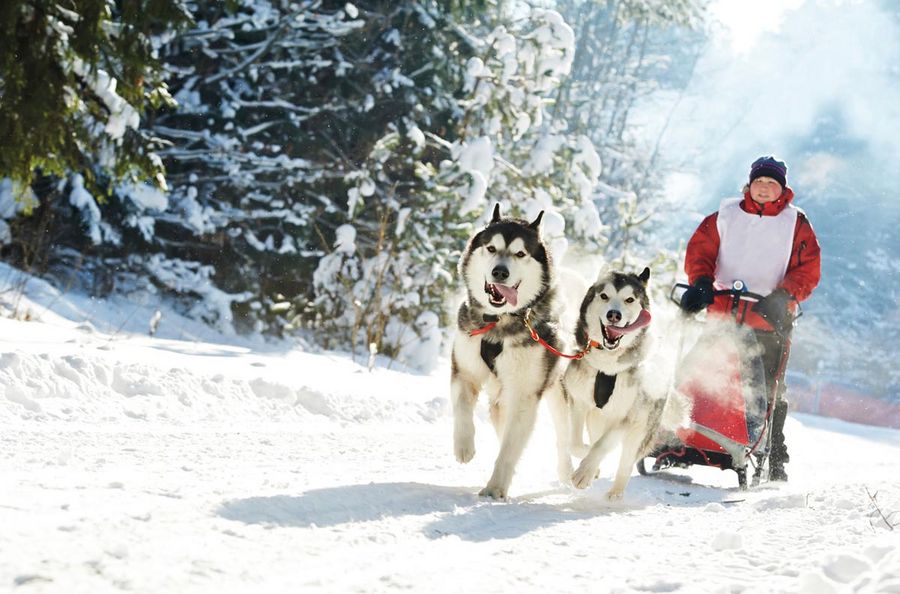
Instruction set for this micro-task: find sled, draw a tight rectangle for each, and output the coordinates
[638,282,783,490]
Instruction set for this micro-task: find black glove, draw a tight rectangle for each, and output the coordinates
[680,277,715,313]
[753,288,794,333]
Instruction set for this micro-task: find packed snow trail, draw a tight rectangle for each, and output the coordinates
[1,315,899,593]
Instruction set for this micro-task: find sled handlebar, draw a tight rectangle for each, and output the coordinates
[669,283,766,308]
[669,283,803,321]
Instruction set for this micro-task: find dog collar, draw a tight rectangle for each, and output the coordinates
[469,322,497,337]
[468,313,500,336]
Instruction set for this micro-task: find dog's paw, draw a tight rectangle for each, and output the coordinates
[571,465,595,490]
[605,488,624,501]
[454,440,475,464]
[557,462,575,486]
[478,483,508,500]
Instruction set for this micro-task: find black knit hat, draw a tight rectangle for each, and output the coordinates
[749,156,787,188]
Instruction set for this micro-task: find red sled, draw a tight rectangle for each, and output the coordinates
[638,284,785,489]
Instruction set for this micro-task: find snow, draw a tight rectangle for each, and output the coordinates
[406,126,425,151]
[453,137,494,215]
[123,183,168,212]
[453,136,494,181]
[0,178,36,220]
[142,255,251,335]
[2,271,899,593]
[332,224,356,254]
[68,174,104,245]
[71,60,140,141]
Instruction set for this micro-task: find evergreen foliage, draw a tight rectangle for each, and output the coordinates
[0,0,191,194]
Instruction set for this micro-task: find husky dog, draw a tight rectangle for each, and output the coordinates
[559,267,688,500]
[451,204,567,499]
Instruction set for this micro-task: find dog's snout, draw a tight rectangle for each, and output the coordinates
[606,310,622,324]
[492,265,509,282]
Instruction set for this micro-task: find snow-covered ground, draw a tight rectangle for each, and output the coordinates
[2,271,899,593]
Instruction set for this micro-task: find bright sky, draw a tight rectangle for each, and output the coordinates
[710,0,806,53]
[649,0,900,211]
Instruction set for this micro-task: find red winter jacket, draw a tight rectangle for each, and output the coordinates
[684,187,821,330]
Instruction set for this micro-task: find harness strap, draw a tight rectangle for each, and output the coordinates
[523,309,595,360]
[468,322,497,337]
[469,311,608,361]
[529,330,593,360]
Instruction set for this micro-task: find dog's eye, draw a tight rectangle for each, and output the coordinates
[625,297,635,304]
[486,245,496,253]
[515,251,526,258]
[600,293,608,301]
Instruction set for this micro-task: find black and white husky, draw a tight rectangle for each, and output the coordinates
[558,267,689,500]
[451,204,567,499]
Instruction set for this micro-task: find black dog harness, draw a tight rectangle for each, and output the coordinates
[473,315,503,373]
[480,340,503,373]
[593,373,617,409]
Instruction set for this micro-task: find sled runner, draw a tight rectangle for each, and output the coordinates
[638,283,789,489]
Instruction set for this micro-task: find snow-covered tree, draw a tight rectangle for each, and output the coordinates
[308,5,610,366]
[553,0,708,279]
[145,1,493,343]
[0,0,190,194]
[1,0,714,372]
[139,1,373,333]
[0,0,190,287]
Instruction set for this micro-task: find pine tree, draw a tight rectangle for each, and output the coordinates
[0,0,191,294]
[0,0,191,193]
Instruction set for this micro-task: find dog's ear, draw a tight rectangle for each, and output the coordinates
[528,210,544,231]
[595,261,611,282]
[638,267,651,285]
[491,203,501,224]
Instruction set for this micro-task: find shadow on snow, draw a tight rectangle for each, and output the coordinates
[216,478,742,542]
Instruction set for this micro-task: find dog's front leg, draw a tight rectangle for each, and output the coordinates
[569,400,590,458]
[452,375,479,464]
[480,393,539,500]
[606,429,644,501]
[572,428,622,490]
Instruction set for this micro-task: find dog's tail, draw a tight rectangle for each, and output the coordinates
[637,387,693,457]
[660,387,692,433]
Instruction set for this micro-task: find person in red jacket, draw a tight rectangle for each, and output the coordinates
[680,155,821,482]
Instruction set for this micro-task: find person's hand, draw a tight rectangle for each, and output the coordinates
[752,288,793,333]
[680,277,715,313]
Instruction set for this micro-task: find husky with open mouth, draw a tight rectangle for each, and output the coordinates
[451,204,567,500]
[558,267,689,500]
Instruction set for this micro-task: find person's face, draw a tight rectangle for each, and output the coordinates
[749,176,783,203]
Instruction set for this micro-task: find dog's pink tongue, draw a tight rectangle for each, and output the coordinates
[493,284,518,307]
[605,309,652,339]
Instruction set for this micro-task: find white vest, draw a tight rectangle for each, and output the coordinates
[714,198,798,296]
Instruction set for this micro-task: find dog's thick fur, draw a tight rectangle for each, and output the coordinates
[451,204,568,499]
[555,267,689,500]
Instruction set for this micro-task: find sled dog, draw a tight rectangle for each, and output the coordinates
[559,267,689,500]
[451,204,568,499]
